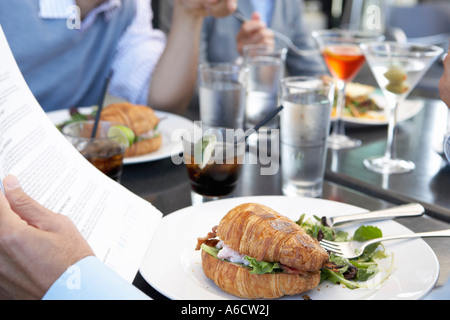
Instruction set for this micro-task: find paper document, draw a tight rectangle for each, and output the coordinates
[0,27,162,283]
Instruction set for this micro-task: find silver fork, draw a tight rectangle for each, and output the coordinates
[320,229,450,259]
[233,10,319,57]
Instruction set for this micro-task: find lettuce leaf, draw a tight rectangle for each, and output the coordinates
[244,256,282,275]
[201,244,282,275]
[200,243,220,258]
[353,225,383,242]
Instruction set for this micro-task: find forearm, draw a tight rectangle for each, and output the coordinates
[148,1,204,115]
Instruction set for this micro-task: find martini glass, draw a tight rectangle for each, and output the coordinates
[313,29,382,150]
[361,41,443,174]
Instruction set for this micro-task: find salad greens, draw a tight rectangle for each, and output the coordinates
[296,214,392,289]
[56,107,98,131]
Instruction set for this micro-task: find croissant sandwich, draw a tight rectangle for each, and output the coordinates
[100,102,162,157]
[196,203,329,299]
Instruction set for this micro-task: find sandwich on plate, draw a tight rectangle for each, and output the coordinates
[196,203,329,299]
[100,102,162,157]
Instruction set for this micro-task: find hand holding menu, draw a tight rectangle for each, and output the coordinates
[0,27,162,283]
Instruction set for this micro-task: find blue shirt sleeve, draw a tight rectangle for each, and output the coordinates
[250,0,275,25]
[42,256,150,300]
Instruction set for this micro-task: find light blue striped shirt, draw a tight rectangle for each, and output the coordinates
[37,0,166,107]
[250,0,275,26]
[43,256,150,300]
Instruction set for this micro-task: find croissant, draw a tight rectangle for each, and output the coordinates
[100,102,162,157]
[201,250,321,299]
[197,203,329,299]
[216,203,329,272]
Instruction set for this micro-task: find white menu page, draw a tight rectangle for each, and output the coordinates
[0,27,162,283]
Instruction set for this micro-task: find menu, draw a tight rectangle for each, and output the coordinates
[0,27,162,283]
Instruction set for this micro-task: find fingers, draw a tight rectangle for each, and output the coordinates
[236,12,275,54]
[242,12,265,32]
[178,0,237,18]
[0,178,28,232]
[203,0,237,17]
[3,175,60,232]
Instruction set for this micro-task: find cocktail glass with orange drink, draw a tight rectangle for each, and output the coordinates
[313,30,382,150]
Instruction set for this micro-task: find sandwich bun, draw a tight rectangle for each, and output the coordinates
[217,203,329,272]
[201,249,321,299]
[197,203,329,299]
[100,102,162,157]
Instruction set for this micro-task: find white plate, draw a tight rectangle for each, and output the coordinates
[140,196,439,300]
[46,107,194,164]
[336,97,424,127]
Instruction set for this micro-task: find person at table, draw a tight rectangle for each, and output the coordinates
[0,175,149,300]
[160,0,325,75]
[0,0,237,115]
[204,0,325,75]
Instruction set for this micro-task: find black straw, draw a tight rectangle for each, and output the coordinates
[245,105,284,141]
[91,72,112,138]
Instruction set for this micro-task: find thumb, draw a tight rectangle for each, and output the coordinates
[251,11,261,21]
[3,175,59,231]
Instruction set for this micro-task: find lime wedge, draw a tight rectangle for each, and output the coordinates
[107,125,135,147]
[194,135,217,169]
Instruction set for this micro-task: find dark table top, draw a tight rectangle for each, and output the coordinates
[121,61,450,299]
[121,139,450,299]
[326,98,450,222]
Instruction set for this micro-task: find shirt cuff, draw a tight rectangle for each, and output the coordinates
[42,256,150,300]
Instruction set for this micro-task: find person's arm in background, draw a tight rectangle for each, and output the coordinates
[148,0,237,115]
[0,175,148,300]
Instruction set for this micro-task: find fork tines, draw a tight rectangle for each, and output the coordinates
[319,240,343,255]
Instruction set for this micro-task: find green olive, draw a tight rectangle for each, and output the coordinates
[384,66,407,83]
[385,82,409,94]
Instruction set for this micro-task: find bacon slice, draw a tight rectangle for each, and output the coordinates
[195,226,218,250]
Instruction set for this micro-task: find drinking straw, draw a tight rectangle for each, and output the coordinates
[244,105,284,142]
[91,72,112,138]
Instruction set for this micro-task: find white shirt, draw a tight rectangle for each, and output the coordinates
[39,0,167,105]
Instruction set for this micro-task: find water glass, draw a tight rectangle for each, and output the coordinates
[63,121,127,182]
[198,63,248,129]
[279,76,335,198]
[243,44,287,130]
